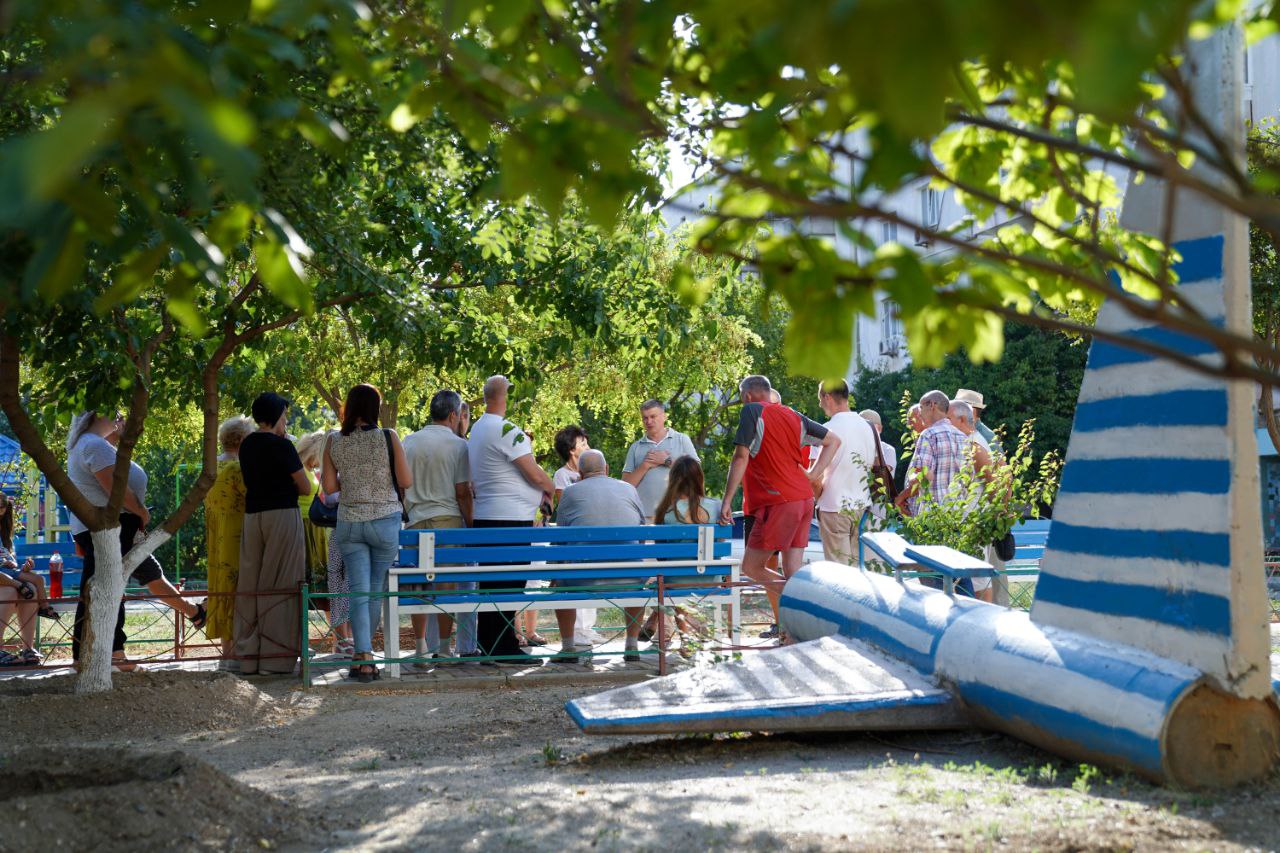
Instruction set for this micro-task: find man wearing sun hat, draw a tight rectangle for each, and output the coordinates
[954,388,1002,458]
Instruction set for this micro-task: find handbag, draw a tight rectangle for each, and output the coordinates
[308,489,338,528]
[383,428,410,524]
[993,530,1016,562]
[868,419,899,505]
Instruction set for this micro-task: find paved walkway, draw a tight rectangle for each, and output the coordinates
[0,637,693,690]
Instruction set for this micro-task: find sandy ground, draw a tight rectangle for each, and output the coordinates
[3,669,1280,852]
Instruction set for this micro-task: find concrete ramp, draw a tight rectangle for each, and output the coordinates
[565,635,968,735]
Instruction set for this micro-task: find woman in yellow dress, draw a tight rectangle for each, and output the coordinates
[204,416,255,668]
[296,431,341,649]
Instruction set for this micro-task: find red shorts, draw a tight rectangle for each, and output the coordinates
[746,499,814,552]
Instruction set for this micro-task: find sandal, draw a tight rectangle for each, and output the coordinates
[189,602,208,631]
[111,654,138,672]
[38,606,61,621]
[524,633,548,647]
[335,639,354,659]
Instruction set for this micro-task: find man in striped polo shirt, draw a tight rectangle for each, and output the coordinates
[719,375,842,638]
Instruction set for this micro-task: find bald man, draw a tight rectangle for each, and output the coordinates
[552,450,648,663]
[468,375,555,664]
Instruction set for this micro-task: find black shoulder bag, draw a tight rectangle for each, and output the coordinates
[383,428,410,524]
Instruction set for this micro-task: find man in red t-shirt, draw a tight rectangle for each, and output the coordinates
[720,375,842,635]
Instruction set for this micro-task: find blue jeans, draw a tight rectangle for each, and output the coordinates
[426,582,478,654]
[335,512,401,654]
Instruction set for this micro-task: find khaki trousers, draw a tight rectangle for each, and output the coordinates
[818,510,859,565]
[235,507,305,674]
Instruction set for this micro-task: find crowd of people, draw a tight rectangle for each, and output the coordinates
[0,372,1004,674]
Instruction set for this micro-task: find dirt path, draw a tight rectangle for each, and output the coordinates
[3,671,1279,851]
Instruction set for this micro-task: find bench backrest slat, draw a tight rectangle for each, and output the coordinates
[396,540,730,568]
[397,523,730,548]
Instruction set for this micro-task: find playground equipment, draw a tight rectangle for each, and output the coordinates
[568,25,1280,786]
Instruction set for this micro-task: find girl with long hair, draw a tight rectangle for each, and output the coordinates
[653,456,721,525]
[649,456,720,642]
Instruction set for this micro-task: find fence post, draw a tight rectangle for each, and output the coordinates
[174,599,183,659]
[300,582,311,687]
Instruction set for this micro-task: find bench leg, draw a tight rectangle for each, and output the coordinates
[731,574,743,648]
[386,577,401,679]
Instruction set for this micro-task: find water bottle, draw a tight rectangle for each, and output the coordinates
[48,552,63,600]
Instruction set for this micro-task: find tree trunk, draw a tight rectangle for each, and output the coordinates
[75,526,124,694]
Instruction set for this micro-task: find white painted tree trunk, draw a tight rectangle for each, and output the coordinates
[123,528,172,574]
[74,526,173,694]
[75,526,124,694]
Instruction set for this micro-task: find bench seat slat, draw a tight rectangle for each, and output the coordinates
[862,532,919,568]
[902,545,994,578]
[394,586,731,604]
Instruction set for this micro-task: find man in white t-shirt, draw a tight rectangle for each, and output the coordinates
[814,379,879,564]
[468,376,555,663]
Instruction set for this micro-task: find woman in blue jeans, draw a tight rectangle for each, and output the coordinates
[322,384,412,683]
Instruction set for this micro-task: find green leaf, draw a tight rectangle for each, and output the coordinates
[95,244,169,312]
[28,100,118,200]
[36,224,88,302]
[255,235,312,311]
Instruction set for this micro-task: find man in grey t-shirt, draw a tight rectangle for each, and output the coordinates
[621,399,699,520]
[552,450,648,663]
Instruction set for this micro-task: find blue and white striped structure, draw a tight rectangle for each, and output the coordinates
[1030,231,1269,690]
[568,25,1280,785]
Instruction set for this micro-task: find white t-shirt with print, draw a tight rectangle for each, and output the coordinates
[468,413,544,521]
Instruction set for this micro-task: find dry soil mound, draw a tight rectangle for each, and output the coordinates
[0,747,315,852]
[0,670,293,741]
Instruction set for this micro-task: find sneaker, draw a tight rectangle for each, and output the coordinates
[624,650,641,663]
[433,653,462,667]
[759,624,780,640]
[18,648,43,666]
[0,649,20,666]
[458,651,485,664]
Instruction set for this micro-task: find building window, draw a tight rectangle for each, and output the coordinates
[881,221,898,244]
[879,298,904,355]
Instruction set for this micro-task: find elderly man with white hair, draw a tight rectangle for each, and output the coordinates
[955,388,1002,458]
[551,449,648,663]
[468,374,555,665]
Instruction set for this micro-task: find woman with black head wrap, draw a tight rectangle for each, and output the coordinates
[233,392,311,675]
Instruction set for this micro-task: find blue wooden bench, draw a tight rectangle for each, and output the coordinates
[860,531,995,596]
[382,524,740,679]
[1007,519,1051,569]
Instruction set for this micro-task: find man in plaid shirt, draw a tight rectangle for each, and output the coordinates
[895,390,968,516]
